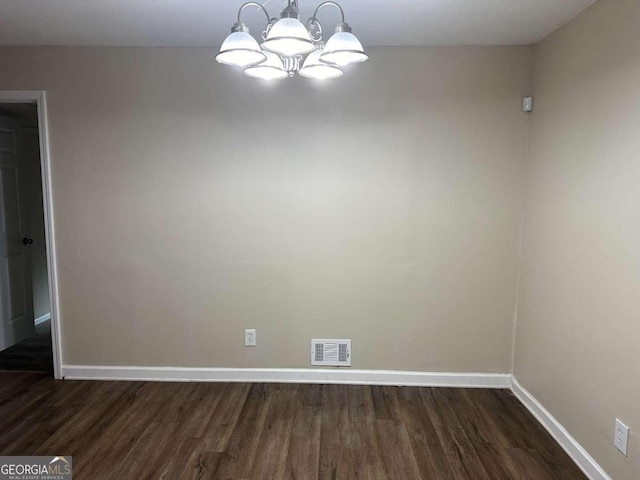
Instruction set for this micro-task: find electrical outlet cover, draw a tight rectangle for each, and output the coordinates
[614,418,629,456]
[244,329,256,347]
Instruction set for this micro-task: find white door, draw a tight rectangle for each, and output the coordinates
[0,115,35,351]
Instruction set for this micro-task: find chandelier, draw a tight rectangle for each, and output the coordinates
[216,0,368,80]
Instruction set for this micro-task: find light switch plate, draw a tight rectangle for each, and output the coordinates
[614,418,629,456]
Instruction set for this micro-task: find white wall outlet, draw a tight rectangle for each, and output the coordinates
[523,96,534,112]
[614,418,630,456]
[244,329,256,347]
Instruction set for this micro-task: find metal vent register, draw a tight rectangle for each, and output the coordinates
[311,339,351,366]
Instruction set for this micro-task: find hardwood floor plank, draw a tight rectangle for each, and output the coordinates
[0,393,72,455]
[395,387,457,479]
[180,383,228,438]
[109,383,201,479]
[249,384,299,479]
[0,377,54,436]
[73,383,168,479]
[37,381,143,455]
[283,403,321,480]
[200,383,252,452]
[421,388,493,480]
[370,385,394,421]
[450,389,519,479]
[374,419,424,480]
[318,385,350,480]
[179,449,232,480]
[161,436,203,480]
[506,447,560,480]
[214,383,273,479]
[299,383,323,408]
[344,385,386,480]
[449,388,511,448]
[488,390,587,479]
[0,374,587,480]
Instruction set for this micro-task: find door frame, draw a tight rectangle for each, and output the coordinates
[0,91,62,379]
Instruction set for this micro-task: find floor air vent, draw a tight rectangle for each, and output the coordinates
[311,339,351,366]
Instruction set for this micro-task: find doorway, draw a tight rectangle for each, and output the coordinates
[0,92,61,377]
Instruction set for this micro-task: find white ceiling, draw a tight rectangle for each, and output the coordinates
[0,0,596,47]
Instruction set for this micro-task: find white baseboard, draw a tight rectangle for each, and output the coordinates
[61,365,511,388]
[510,378,611,480]
[34,313,51,326]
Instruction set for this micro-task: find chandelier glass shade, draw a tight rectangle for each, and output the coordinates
[215,31,266,67]
[298,49,343,80]
[216,0,368,80]
[244,51,289,80]
[320,31,369,66]
[262,18,315,56]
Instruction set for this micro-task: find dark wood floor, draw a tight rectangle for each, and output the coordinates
[0,373,585,480]
[0,320,53,372]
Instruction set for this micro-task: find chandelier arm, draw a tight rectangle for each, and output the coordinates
[236,2,272,25]
[306,17,324,43]
[310,1,346,24]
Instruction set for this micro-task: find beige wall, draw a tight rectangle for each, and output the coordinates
[0,46,531,370]
[514,0,640,478]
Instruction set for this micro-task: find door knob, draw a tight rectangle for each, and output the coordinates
[22,237,34,246]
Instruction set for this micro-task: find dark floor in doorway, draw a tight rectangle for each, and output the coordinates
[0,319,53,373]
